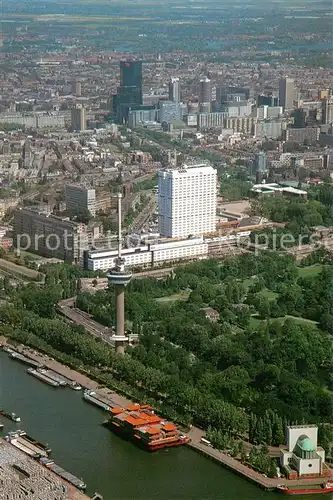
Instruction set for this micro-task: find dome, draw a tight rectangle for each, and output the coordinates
[296,435,316,452]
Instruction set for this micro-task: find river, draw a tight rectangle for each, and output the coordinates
[0,352,324,500]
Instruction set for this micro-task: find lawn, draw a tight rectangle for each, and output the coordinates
[156,291,190,303]
[297,264,323,279]
[249,314,319,331]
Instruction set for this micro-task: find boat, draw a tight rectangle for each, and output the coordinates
[277,483,333,495]
[83,390,111,411]
[5,431,48,458]
[0,410,21,422]
[37,369,67,386]
[9,351,42,368]
[0,422,3,430]
[18,430,51,454]
[104,403,190,451]
[40,457,87,491]
[2,346,14,354]
[27,368,61,387]
[69,382,82,391]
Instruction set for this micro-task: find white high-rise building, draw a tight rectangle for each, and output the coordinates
[158,164,217,238]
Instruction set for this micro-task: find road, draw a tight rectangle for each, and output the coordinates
[57,301,116,347]
[130,196,157,233]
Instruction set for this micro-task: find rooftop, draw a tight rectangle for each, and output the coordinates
[0,439,89,500]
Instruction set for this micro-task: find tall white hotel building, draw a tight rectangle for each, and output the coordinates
[158,164,217,238]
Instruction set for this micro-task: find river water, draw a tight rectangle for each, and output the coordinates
[0,352,325,500]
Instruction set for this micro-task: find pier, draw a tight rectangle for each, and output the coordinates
[187,427,329,493]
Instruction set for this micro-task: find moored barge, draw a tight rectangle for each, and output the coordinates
[104,403,189,451]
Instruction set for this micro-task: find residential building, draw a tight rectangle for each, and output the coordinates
[321,98,333,125]
[65,184,96,217]
[128,107,157,127]
[224,116,257,135]
[199,78,212,113]
[257,94,279,107]
[252,152,268,178]
[255,119,286,139]
[279,77,295,110]
[285,127,320,144]
[197,112,226,129]
[71,104,86,131]
[168,77,180,103]
[158,101,182,123]
[158,164,217,238]
[13,208,89,263]
[257,106,283,119]
[224,102,253,117]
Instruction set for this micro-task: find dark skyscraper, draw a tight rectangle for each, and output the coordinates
[120,60,142,88]
[116,60,143,122]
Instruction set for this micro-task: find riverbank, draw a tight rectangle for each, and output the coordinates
[1,338,331,496]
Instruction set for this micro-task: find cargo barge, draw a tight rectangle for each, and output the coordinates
[9,351,42,368]
[83,390,111,411]
[40,369,82,390]
[18,430,51,454]
[104,403,189,451]
[277,483,333,495]
[5,431,49,458]
[40,457,87,491]
[27,368,61,387]
[0,410,21,422]
[37,369,67,386]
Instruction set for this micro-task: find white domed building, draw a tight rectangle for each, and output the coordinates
[280,425,328,480]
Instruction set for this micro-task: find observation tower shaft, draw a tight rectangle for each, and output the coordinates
[106,193,132,355]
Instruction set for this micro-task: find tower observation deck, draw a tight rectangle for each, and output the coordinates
[106,193,132,355]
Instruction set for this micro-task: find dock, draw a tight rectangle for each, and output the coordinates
[186,428,329,493]
[40,458,86,491]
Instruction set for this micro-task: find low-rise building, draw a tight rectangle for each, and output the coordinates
[85,237,208,271]
[280,425,328,480]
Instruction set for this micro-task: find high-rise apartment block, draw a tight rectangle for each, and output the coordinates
[65,184,96,217]
[199,78,212,113]
[72,80,82,97]
[158,164,217,238]
[279,78,295,110]
[168,78,180,102]
[71,104,86,131]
